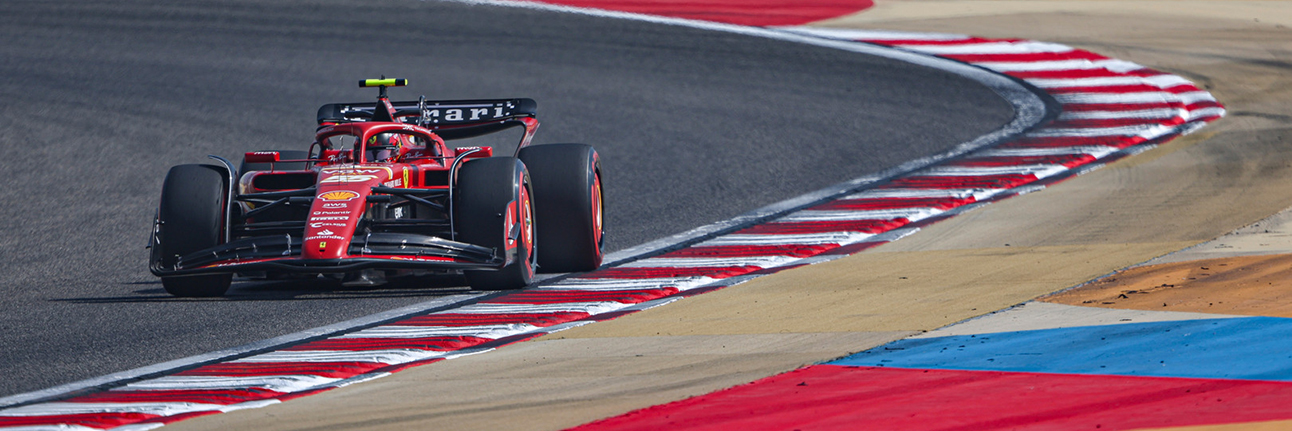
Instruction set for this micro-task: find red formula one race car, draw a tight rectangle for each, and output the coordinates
[150,79,603,297]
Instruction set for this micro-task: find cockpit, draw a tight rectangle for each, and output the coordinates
[316,129,438,164]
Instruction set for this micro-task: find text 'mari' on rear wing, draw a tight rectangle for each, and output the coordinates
[316,98,537,140]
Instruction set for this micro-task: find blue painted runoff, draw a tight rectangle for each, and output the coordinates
[829,317,1292,381]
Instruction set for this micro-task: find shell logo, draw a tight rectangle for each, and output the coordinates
[317,190,360,201]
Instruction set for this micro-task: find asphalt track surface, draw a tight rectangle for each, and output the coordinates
[0,0,1012,397]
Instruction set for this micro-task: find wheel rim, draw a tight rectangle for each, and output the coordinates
[520,177,536,277]
[591,170,603,249]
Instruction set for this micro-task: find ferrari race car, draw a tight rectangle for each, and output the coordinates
[149,79,604,297]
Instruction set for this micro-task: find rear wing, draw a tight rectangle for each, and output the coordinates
[316,98,537,140]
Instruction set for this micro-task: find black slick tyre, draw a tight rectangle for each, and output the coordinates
[454,157,536,291]
[239,150,309,173]
[517,144,603,273]
[157,164,232,297]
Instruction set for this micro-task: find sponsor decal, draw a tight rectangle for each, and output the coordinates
[403,168,410,187]
[318,190,360,201]
[386,255,451,262]
[305,235,345,241]
[322,202,348,209]
[310,222,345,228]
[321,174,379,184]
[321,166,391,176]
[305,229,345,241]
[322,168,383,174]
[207,258,278,268]
[422,105,509,124]
[383,179,402,188]
[312,211,348,215]
[311,216,347,221]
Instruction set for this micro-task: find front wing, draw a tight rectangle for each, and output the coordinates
[150,232,505,277]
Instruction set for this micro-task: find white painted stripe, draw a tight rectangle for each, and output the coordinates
[452,301,624,315]
[0,402,223,417]
[975,146,1121,158]
[231,349,444,364]
[0,425,104,431]
[1025,74,1193,89]
[898,41,1073,55]
[207,399,279,413]
[1026,124,1168,138]
[119,375,341,392]
[336,324,539,340]
[542,276,712,291]
[1188,107,1226,119]
[1054,92,1166,104]
[112,423,169,431]
[758,219,899,232]
[1053,90,1216,105]
[975,59,1146,73]
[699,232,874,246]
[771,26,969,42]
[919,165,1066,177]
[1059,108,1182,120]
[781,208,933,221]
[617,255,801,269]
[840,188,998,200]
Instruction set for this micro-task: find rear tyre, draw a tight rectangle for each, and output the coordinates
[239,150,309,173]
[157,164,232,297]
[455,157,536,291]
[518,144,603,273]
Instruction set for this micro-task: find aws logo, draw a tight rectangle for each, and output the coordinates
[322,166,391,176]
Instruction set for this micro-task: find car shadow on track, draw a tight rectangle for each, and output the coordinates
[51,276,473,303]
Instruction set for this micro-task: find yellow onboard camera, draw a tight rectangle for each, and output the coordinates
[359,78,407,88]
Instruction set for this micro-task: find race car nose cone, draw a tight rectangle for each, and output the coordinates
[304,186,371,260]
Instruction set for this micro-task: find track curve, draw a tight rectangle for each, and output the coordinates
[0,0,1012,397]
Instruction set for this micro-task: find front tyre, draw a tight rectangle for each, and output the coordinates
[455,157,536,291]
[157,164,232,297]
[518,144,604,273]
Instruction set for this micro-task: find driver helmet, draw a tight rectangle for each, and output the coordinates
[365,132,407,163]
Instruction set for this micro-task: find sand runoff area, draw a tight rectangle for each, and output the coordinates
[166,1,1292,430]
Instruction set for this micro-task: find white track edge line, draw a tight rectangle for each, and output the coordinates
[0,293,486,408]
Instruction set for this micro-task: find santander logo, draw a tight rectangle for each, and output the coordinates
[318,229,334,236]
